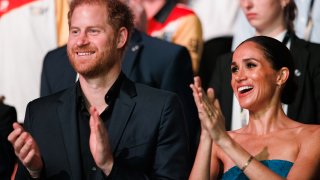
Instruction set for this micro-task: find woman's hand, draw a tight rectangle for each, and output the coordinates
[190,76,228,143]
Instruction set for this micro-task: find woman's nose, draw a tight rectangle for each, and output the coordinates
[240,0,253,10]
[235,69,247,82]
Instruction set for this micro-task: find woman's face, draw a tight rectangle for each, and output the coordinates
[240,0,287,32]
[231,41,280,111]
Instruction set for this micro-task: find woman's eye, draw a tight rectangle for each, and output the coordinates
[231,66,238,73]
[247,63,256,68]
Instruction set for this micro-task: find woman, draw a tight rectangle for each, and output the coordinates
[209,0,320,131]
[189,36,320,179]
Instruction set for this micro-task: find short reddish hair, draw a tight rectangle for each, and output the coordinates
[68,0,134,40]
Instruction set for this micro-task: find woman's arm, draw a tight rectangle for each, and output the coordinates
[286,126,320,179]
[189,130,213,180]
[190,77,288,180]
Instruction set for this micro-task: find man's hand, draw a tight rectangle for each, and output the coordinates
[8,122,43,178]
[89,107,114,176]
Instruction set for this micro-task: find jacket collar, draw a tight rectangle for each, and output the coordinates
[122,30,144,76]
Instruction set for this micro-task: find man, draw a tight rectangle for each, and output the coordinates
[41,0,199,161]
[8,0,189,179]
[0,96,17,179]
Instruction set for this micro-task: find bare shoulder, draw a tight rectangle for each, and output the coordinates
[297,124,320,137]
[297,124,320,147]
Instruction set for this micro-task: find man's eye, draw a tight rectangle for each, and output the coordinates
[71,30,79,35]
[89,29,99,34]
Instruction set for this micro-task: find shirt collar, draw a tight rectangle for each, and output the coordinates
[274,30,287,42]
[274,30,291,48]
[76,72,124,110]
[104,72,123,105]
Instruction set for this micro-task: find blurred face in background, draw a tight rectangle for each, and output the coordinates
[240,0,288,33]
[121,0,148,32]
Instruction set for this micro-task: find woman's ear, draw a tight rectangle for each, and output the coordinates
[277,67,289,86]
[116,27,128,49]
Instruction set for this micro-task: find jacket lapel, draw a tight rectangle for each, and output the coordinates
[108,77,136,153]
[122,30,144,77]
[56,85,82,180]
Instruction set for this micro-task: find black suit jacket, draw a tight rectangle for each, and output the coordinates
[209,35,320,130]
[0,103,17,179]
[40,30,199,160]
[16,75,190,179]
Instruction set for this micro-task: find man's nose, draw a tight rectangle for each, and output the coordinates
[76,33,89,46]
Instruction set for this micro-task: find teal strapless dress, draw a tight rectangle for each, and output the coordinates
[221,160,293,180]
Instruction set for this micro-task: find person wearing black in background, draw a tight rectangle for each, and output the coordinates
[0,96,17,179]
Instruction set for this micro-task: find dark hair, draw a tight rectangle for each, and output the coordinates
[68,0,134,48]
[237,36,297,104]
[284,0,297,33]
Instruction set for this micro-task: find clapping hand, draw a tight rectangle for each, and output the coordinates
[89,107,114,176]
[8,123,43,178]
[190,77,227,143]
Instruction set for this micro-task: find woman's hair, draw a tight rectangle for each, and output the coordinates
[284,0,297,33]
[237,36,297,104]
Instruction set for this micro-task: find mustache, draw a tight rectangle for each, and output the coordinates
[72,46,97,52]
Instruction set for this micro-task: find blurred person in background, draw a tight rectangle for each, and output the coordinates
[0,0,69,123]
[0,96,17,179]
[232,0,320,49]
[142,0,203,75]
[188,0,240,89]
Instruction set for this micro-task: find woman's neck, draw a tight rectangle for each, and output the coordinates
[244,103,292,135]
[255,19,287,38]
[256,27,287,39]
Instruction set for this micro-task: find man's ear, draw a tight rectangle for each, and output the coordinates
[116,27,128,49]
[277,67,289,86]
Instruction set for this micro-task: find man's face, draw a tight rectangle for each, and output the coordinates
[67,4,118,78]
